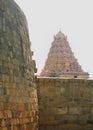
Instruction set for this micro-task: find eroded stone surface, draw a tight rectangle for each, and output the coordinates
[37,78,93,130]
[0,0,38,130]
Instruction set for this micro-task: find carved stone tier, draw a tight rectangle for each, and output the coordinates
[40,31,89,78]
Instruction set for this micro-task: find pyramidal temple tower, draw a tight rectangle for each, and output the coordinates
[40,31,89,78]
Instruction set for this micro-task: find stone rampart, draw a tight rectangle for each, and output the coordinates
[0,1,38,130]
[37,78,93,130]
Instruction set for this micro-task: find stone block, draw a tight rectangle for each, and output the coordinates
[69,107,81,115]
[55,107,68,115]
[0,112,3,119]
[2,127,7,130]
[11,118,19,125]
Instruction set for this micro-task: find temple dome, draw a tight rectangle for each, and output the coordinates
[55,31,65,38]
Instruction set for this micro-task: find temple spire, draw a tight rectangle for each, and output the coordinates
[40,31,89,78]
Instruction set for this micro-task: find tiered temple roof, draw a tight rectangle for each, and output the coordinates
[40,31,89,78]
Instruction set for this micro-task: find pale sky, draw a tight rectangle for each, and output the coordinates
[15,0,93,78]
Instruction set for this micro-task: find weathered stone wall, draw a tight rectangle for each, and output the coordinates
[0,0,38,130]
[37,78,93,130]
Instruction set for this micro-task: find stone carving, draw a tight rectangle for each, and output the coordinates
[40,31,89,78]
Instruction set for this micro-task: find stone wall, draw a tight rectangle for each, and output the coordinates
[37,78,93,130]
[0,0,38,130]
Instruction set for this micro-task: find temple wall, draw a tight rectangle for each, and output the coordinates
[37,78,93,130]
[60,74,89,79]
[0,1,38,130]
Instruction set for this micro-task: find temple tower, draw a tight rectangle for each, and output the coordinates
[40,31,89,78]
[0,0,38,130]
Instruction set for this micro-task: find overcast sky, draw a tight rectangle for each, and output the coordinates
[15,0,93,78]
